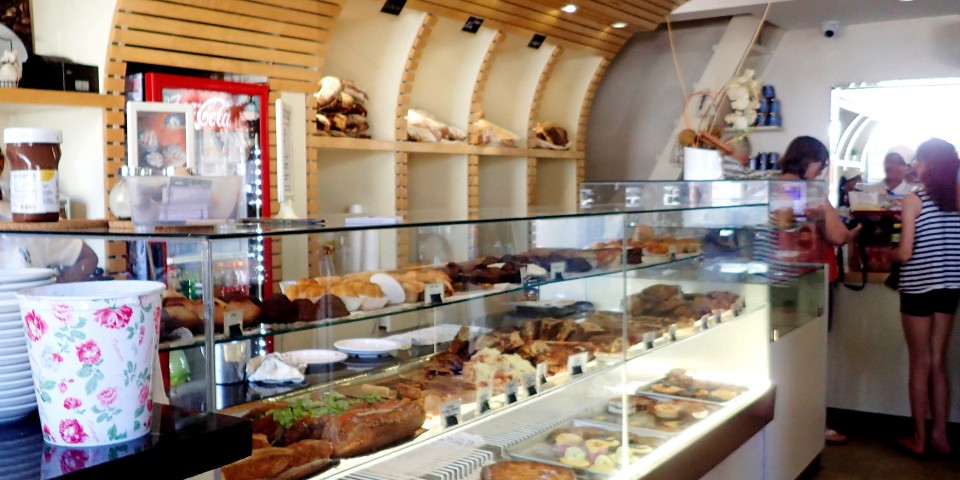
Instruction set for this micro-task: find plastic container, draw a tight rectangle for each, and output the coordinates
[127,175,243,228]
[16,280,165,446]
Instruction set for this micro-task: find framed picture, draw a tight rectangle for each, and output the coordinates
[0,0,32,54]
[126,101,195,173]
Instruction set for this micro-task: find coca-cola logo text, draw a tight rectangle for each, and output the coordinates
[194,97,237,129]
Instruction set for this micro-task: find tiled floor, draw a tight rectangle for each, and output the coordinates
[806,410,960,480]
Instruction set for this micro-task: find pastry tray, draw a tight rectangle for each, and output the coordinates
[582,394,721,435]
[635,376,748,405]
[504,419,672,478]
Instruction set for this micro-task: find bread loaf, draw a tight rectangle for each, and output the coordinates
[481,461,576,480]
[323,399,426,458]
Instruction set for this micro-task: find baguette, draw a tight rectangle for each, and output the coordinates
[323,399,425,458]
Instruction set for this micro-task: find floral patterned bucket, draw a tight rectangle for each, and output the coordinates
[16,281,164,446]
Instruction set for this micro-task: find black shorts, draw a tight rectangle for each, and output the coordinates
[900,289,960,317]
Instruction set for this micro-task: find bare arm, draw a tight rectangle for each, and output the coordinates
[890,193,920,263]
[823,200,860,246]
[58,243,99,283]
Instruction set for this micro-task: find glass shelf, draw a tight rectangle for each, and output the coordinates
[159,253,705,352]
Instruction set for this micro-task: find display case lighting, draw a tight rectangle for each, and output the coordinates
[561,4,577,13]
[611,21,628,28]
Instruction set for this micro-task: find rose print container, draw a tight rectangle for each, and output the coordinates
[16,281,164,446]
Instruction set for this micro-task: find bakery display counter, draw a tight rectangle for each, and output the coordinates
[0,180,828,480]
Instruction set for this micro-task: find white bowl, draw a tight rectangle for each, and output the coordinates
[0,268,55,284]
[360,295,390,311]
[336,295,363,312]
[370,274,405,305]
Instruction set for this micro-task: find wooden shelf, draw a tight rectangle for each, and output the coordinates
[0,88,121,109]
[308,135,583,158]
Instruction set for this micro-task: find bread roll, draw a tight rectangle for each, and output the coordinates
[224,295,262,324]
[343,272,374,283]
[314,76,343,110]
[357,282,384,298]
[331,283,360,298]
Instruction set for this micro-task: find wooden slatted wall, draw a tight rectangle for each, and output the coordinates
[107,0,341,292]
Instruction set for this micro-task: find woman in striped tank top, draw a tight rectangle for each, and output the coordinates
[888,138,960,456]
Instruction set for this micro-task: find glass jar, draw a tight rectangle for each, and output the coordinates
[3,128,62,222]
[108,166,132,219]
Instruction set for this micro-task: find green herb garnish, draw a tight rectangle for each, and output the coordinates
[267,392,382,429]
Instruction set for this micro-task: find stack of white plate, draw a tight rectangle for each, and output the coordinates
[0,268,56,424]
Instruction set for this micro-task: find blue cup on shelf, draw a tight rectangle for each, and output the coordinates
[762,85,776,99]
[765,112,782,127]
[758,99,770,113]
[754,113,767,127]
[768,153,781,170]
[769,99,781,114]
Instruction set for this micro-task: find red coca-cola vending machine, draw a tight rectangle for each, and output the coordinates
[127,73,275,395]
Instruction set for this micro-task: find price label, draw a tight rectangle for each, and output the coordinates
[536,362,548,388]
[567,352,588,376]
[714,310,722,325]
[223,309,244,337]
[504,380,519,404]
[550,262,566,280]
[441,399,461,428]
[523,372,537,397]
[425,282,445,305]
[668,324,678,342]
[668,245,677,261]
[519,266,528,285]
[643,332,657,350]
[476,387,492,415]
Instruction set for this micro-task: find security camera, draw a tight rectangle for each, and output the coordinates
[821,21,840,38]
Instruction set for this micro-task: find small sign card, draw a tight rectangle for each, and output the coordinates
[476,387,492,415]
[568,352,588,376]
[523,372,537,397]
[223,309,243,337]
[504,380,519,404]
[550,262,565,281]
[441,399,461,428]
[537,362,548,388]
[425,282,445,305]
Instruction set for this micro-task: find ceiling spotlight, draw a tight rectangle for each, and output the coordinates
[611,21,628,29]
[561,4,577,13]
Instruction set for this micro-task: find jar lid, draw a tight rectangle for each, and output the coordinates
[3,128,63,145]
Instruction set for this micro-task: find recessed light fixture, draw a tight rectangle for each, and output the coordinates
[611,21,628,29]
[561,4,577,13]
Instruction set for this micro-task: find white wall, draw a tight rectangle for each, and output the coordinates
[587,14,960,180]
[749,14,960,156]
[31,0,116,91]
[585,20,728,181]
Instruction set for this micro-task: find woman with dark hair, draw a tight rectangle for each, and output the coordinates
[780,136,860,246]
[779,136,860,445]
[888,137,960,456]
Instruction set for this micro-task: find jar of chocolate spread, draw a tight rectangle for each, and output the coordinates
[3,128,62,222]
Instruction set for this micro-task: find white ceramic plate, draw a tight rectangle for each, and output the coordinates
[0,390,36,405]
[0,269,55,285]
[0,369,32,382]
[0,362,31,376]
[0,335,25,348]
[370,273,405,305]
[0,346,27,358]
[284,349,348,365]
[0,354,28,367]
[0,405,36,425]
[334,338,401,358]
[0,277,56,293]
[0,319,23,331]
[0,378,34,391]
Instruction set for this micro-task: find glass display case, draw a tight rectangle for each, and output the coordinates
[0,180,827,480]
